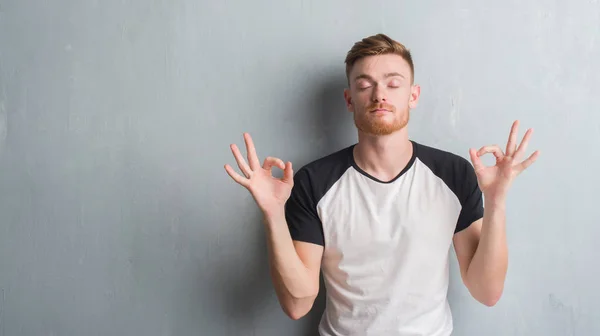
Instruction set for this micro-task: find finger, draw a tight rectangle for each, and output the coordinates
[224,164,250,188]
[231,144,252,178]
[244,133,261,170]
[515,150,540,173]
[262,156,285,171]
[514,128,533,161]
[477,145,504,160]
[469,148,485,172]
[506,120,519,156]
[283,161,294,184]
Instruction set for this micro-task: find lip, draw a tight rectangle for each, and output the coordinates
[371,108,391,113]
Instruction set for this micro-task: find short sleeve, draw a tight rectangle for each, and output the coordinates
[455,160,484,233]
[284,169,325,246]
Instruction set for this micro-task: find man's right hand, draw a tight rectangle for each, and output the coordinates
[225,133,294,217]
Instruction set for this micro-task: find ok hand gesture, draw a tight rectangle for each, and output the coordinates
[225,133,294,216]
[469,120,540,202]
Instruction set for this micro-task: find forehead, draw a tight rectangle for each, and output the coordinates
[350,54,411,80]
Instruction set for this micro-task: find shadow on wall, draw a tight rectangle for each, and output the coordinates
[181,211,276,334]
[210,217,276,327]
[295,69,356,167]
[198,211,325,336]
[319,71,355,152]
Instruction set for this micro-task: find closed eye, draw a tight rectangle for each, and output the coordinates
[388,79,402,88]
[357,82,372,90]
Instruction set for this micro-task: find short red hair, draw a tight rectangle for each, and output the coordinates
[344,33,415,84]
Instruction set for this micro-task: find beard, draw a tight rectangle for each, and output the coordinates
[353,102,410,136]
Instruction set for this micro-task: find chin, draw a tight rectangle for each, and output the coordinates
[356,122,408,136]
[355,116,409,136]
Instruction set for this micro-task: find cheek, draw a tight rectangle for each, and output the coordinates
[352,93,370,107]
[393,89,412,104]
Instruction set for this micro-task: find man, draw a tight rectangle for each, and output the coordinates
[224,33,539,336]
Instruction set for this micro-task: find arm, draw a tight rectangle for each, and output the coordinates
[224,133,325,320]
[453,200,507,306]
[455,120,539,306]
[263,210,323,320]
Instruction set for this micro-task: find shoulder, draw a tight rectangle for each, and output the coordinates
[412,140,479,198]
[285,146,355,246]
[413,141,472,171]
[293,145,354,185]
[413,140,476,183]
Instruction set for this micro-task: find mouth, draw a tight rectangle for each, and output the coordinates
[370,108,391,113]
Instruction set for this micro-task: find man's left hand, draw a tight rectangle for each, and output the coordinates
[469,120,540,203]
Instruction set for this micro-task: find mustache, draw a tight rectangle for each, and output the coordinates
[367,102,396,112]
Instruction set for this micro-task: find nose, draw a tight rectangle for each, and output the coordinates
[371,83,387,103]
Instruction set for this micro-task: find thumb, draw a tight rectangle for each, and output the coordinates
[283,161,294,184]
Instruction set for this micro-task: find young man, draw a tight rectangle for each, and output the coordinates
[225,33,539,336]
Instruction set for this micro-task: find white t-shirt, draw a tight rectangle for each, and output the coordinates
[285,140,484,336]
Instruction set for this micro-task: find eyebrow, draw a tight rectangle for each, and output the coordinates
[353,72,406,82]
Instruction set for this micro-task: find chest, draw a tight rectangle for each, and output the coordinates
[316,167,462,261]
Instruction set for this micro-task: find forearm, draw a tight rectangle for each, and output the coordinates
[466,198,508,305]
[263,210,318,318]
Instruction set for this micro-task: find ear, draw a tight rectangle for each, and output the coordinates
[343,88,354,112]
[408,84,421,109]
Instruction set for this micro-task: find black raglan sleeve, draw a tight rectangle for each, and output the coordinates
[284,168,325,246]
[455,158,485,233]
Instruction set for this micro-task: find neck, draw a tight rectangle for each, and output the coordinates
[353,128,413,182]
